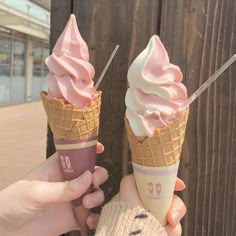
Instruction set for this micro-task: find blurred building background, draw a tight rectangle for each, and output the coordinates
[0,0,50,106]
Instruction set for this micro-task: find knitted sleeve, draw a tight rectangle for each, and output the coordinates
[95,201,167,236]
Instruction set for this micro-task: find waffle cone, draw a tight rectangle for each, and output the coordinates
[40,91,102,140]
[125,109,189,167]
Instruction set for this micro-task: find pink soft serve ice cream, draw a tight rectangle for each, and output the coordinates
[125,35,188,137]
[46,14,96,107]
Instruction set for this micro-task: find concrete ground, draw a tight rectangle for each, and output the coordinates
[0,101,47,190]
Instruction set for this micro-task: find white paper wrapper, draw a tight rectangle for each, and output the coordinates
[132,161,179,225]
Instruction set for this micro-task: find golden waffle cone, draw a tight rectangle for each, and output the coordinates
[40,91,102,140]
[125,109,189,167]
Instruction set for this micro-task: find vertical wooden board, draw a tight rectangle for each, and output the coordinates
[49,0,72,51]
[216,2,236,236]
[160,0,189,75]
[161,0,236,236]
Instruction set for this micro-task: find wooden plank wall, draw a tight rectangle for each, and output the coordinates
[160,1,236,235]
[49,0,236,235]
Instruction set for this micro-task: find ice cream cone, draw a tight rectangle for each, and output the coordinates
[125,109,189,225]
[40,90,101,235]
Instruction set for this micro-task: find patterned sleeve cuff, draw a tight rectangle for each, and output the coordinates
[95,201,167,236]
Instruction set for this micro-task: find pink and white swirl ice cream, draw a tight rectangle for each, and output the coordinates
[46,14,96,107]
[125,35,188,137]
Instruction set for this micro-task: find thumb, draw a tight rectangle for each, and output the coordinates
[31,170,92,204]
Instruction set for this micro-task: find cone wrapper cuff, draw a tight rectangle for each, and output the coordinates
[133,161,179,225]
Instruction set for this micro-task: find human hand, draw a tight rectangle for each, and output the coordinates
[113,174,186,236]
[0,142,108,236]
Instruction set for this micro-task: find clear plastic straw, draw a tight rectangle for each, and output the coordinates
[179,54,236,112]
[95,45,119,89]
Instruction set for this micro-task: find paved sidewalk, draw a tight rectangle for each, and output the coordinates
[0,102,47,190]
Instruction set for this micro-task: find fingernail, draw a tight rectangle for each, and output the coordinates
[172,211,182,225]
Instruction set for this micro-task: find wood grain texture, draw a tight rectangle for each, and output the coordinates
[161,1,236,235]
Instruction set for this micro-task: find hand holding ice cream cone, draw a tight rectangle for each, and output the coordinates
[125,35,189,225]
